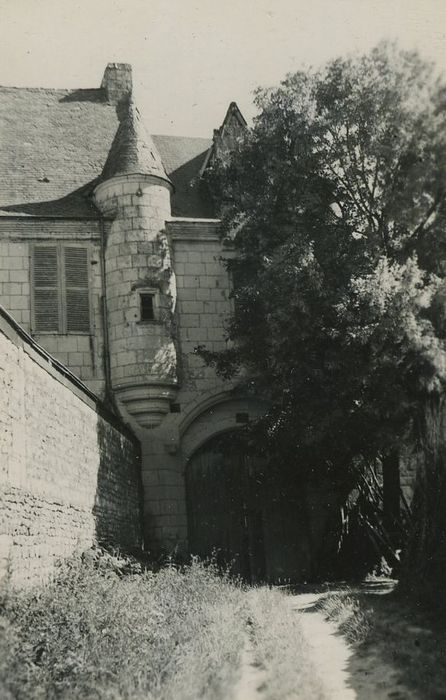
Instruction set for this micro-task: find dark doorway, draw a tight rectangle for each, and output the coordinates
[186,431,266,582]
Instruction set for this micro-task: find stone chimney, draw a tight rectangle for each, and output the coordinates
[101,63,132,105]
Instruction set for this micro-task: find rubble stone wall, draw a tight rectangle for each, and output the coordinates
[0,308,142,587]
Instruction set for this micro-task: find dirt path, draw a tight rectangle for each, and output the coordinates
[232,589,419,699]
[291,590,418,700]
[232,632,268,700]
[232,591,354,700]
[290,593,356,699]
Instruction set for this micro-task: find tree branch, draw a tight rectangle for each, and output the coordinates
[408,187,445,244]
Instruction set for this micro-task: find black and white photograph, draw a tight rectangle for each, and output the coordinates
[0,1,445,697]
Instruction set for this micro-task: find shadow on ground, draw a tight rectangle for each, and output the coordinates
[292,581,446,699]
[344,585,446,699]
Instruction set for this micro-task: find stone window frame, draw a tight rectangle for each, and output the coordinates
[136,287,160,324]
[31,242,92,335]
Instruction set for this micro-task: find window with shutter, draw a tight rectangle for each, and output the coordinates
[64,247,90,332]
[32,245,60,332]
[32,244,91,334]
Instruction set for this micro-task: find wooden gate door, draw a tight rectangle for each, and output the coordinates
[186,432,266,581]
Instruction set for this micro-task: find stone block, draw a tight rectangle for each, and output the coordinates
[180,301,204,314]
[196,288,211,301]
[8,258,25,271]
[204,262,225,276]
[174,252,189,264]
[210,287,229,300]
[116,254,132,269]
[76,336,91,352]
[9,270,28,283]
[184,262,206,276]
[199,275,216,288]
[3,282,22,295]
[187,327,208,342]
[9,296,28,310]
[180,313,199,328]
[178,288,196,301]
[206,328,224,341]
[68,352,83,366]
[142,470,159,487]
[8,243,28,257]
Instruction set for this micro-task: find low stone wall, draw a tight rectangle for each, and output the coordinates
[0,307,142,587]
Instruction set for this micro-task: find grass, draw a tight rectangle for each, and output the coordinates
[13,553,446,699]
[317,583,446,699]
[316,588,373,644]
[0,554,246,700]
[0,551,330,700]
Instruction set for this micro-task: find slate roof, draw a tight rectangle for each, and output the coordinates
[102,100,171,183]
[0,86,213,218]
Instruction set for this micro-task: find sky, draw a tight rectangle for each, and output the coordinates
[0,0,445,137]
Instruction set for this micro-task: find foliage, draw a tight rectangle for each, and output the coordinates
[202,41,446,490]
[0,555,245,700]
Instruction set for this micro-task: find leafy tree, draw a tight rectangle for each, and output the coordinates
[201,42,446,595]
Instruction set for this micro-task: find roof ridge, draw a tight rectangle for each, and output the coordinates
[0,85,74,92]
[152,133,211,141]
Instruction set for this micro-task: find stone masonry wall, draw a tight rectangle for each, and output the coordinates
[0,219,106,398]
[95,175,175,395]
[137,220,243,552]
[169,221,234,408]
[0,308,142,587]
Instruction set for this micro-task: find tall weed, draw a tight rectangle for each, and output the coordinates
[316,590,372,643]
[0,556,246,700]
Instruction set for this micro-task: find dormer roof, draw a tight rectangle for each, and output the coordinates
[200,101,247,175]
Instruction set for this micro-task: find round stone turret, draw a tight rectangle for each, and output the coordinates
[94,100,178,429]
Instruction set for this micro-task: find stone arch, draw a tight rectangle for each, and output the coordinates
[179,391,268,463]
[180,391,334,583]
[179,392,268,581]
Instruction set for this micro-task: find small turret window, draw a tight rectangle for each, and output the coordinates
[140,292,155,321]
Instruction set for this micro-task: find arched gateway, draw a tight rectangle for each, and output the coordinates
[186,431,266,582]
[184,426,327,583]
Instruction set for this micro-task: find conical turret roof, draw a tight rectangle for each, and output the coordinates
[101,99,172,184]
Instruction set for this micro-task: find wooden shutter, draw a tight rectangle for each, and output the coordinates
[64,247,90,333]
[32,245,60,332]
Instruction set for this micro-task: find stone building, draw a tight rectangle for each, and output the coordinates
[1,63,394,583]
